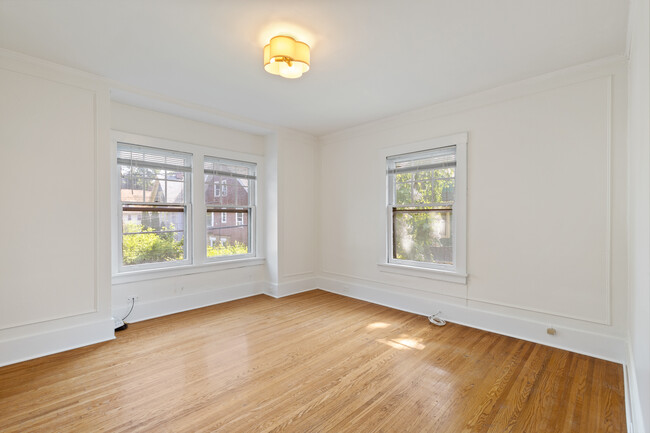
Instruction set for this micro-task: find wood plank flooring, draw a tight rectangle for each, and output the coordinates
[0,290,626,432]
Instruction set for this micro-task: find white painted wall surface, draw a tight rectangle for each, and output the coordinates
[0,50,113,366]
[627,0,650,430]
[263,129,320,297]
[319,59,628,355]
[110,102,269,319]
[278,130,319,282]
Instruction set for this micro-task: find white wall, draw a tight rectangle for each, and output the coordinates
[110,102,270,320]
[262,129,320,297]
[0,50,113,366]
[627,0,650,430]
[319,58,629,362]
[0,47,322,365]
[277,130,320,291]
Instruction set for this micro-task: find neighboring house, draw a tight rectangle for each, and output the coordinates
[204,176,249,247]
[121,178,186,243]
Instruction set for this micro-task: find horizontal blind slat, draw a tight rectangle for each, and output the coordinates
[117,158,192,173]
[387,161,456,175]
[203,168,256,180]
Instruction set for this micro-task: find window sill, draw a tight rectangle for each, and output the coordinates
[112,257,266,285]
[377,262,467,284]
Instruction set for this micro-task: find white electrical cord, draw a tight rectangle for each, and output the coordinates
[428,311,446,326]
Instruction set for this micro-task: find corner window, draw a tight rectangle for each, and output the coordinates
[117,143,192,270]
[204,156,256,259]
[385,133,467,278]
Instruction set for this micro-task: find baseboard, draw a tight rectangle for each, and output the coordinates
[0,318,115,368]
[317,276,627,364]
[118,282,264,324]
[263,276,320,298]
[627,345,647,433]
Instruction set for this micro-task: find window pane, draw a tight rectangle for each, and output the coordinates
[412,180,433,204]
[122,210,185,266]
[432,168,455,203]
[393,209,453,264]
[206,210,249,257]
[120,167,186,204]
[204,175,249,206]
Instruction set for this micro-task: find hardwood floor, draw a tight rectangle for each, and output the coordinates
[0,290,625,432]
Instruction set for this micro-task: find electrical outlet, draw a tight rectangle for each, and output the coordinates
[127,296,140,303]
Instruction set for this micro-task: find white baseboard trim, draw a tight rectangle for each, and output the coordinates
[0,318,115,368]
[627,345,647,433]
[317,276,627,364]
[263,277,320,298]
[119,282,265,324]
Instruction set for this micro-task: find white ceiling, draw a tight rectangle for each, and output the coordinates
[0,0,629,135]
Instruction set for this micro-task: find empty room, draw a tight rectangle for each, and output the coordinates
[0,1,648,432]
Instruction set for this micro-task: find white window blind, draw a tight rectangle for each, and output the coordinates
[117,145,192,174]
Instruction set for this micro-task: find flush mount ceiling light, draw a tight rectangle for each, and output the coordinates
[263,35,310,79]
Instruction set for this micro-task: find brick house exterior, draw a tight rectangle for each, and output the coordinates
[204,176,249,248]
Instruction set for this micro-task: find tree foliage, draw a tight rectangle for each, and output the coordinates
[207,241,248,257]
[394,168,455,264]
[122,223,184,265]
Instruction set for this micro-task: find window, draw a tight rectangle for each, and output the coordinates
[113,132,263,280]
[117,143,191,270]
[384,133,467,279]
[204,156,256,259]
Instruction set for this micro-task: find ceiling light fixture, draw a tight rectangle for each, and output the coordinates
[263,35,310,79]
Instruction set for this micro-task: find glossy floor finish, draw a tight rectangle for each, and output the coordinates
[0,290,626,432]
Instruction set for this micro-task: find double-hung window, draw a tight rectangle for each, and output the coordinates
[204,156,256,259]
[113,132,263,280]
[385,133,467,279]
[117,143,192,270]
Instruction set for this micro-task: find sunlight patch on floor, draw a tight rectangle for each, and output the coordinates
[366,322,391,330]
[376,335,426,351]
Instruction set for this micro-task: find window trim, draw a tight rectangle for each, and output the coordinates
[379,132,468,284]
[111,131,265,281]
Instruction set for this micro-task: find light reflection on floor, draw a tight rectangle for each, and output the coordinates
[366,322,391,330]
[376,334,426,351]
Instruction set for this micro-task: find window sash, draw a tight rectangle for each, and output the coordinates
[387,146,457,269]
[205,207,254,259]
[387,147,456,208]
[204,156,257,261]
[118,143,192,271]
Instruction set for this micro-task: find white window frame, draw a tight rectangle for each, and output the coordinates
[221,212,227,223]
[111,131,265,284]
[214,183,221,197]
[204,156,257,262]
[378,132,467,284]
